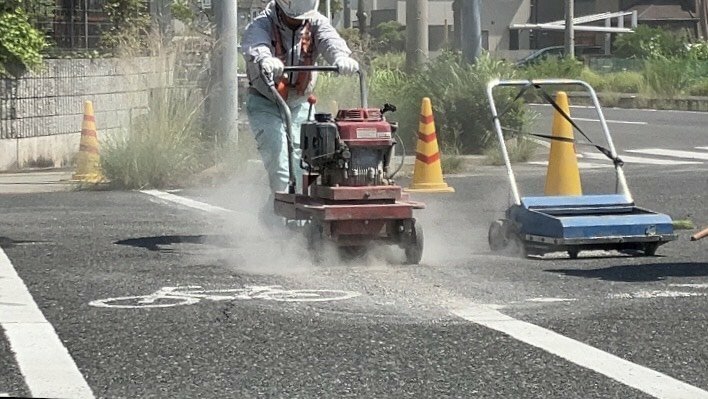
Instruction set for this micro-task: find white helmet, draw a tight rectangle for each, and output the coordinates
[275,0,320,20]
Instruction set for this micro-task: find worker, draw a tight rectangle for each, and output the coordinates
[241,0,359,219]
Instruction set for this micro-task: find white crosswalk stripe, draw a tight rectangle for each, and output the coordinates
[529,147,707,169]
[626,148,708,161]
[528,161,611,169]
[582,152,702,165]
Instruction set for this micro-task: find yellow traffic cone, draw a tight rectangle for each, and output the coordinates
[72,101,104,183]
[544,92,582,196]
[406,97,454,193]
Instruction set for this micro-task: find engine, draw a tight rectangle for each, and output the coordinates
[300,107,397,187]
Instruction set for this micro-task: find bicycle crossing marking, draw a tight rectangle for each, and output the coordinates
[89,285,361,309]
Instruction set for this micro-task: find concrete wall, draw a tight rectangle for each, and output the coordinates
[0,57,169,171]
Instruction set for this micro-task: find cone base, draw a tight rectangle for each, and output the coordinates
[405,183,455,193]
[71,173,105,183]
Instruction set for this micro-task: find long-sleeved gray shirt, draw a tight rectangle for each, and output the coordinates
[241,1,352,104]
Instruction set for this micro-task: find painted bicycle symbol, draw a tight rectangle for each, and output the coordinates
[89,285,361,309]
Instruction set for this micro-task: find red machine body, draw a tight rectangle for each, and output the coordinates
[274,105,425,263]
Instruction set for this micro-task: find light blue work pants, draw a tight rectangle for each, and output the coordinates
[246,93,310,193]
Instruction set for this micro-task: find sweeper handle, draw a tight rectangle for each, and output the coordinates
[260,65,368,194]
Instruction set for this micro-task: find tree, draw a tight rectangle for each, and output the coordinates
[0,2,48,77]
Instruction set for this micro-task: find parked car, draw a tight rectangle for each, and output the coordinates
[516,45,605,67]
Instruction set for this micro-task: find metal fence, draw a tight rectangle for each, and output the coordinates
[21,0,148,52]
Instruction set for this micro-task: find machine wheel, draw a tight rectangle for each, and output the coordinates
[338,246,368,260]
[488,220,510,251]
[643,242,659,256]
[567,249,580,259]
[306,221,324,263]
[404,222,424,265]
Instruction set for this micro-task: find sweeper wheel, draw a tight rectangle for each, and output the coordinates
[643,242,659,256]
[488,220,510,251]
[404,222,424,265]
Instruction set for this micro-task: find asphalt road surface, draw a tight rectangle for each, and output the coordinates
[0,107,706,398]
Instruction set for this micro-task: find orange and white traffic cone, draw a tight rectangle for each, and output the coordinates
[406,97,454,193]
[72,101,104,183]
[544,91,582,196]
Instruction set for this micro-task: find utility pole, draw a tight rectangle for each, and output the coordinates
[565,0,575,58]
[405,0,428,72]
[357,0,368,38]
[452,0,461,50]
[344,0,351,28]
[221,0,239,142]
[460,0,481,63]
[326,0,331,20]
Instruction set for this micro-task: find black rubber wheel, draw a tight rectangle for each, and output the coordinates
[404,222,424,265]
[338,245,368,260]
[488,220,510,251]
[643,242,659,256]
[568,249,580,259]
[509,234,528,258]
[306,221,324,263]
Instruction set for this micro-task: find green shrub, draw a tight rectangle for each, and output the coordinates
[102,88,207,189]
[521,56,584,79]
[396,51,529,154]
[0,7,47,77]
[371,21,405,53]
[605,71,645,93]
[369,52,405,71]
[483,136,538,165]
[614,25,688,59]
[685,41,708,61]
[313,71,361,109]
[687,79,708,96]
[579,69,607,91]
[643,57,694,97]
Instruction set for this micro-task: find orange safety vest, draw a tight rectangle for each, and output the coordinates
[272,20,314,101]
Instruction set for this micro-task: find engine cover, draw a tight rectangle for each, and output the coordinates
[300,109,397,187]
[300,116,338,167]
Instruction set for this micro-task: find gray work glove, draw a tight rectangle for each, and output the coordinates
[334,57,359,76]
[261,57,285,78]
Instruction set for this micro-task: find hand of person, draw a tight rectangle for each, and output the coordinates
[334,57,359,76]
[260,57,285,78]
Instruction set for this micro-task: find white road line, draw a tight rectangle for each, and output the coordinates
[670,283,708,289]
[696,146,708,151]
[140,189,235,214]
[0,249,94,399]
[609,291,707,299]
[528,161,611,169]
[450,302,708,399]
[573,117,647,125]
[626,148,708,161]
[582,152,702,165]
